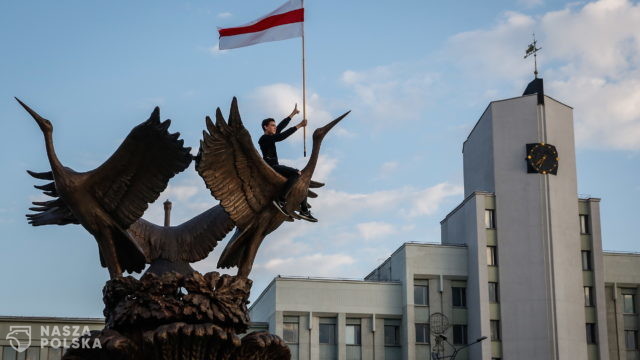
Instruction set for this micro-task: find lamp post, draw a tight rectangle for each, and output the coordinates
[431,335,488,360]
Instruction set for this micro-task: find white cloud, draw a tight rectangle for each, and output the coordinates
[356,221,397,240]
[340,63,439,125]
[143,171,218,225]
[540,0,640,149]
[312,182,463,223]
[407,183,464,217]
[259,253,356,277]
[443,0,640,149]
[217,12,232,19]
[446,11,535,82]
[162,184,199,202]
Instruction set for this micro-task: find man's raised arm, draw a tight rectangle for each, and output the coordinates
[276,104,300,133]
[273,118,306,142]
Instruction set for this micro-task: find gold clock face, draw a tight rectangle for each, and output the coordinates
[526,143,559,175]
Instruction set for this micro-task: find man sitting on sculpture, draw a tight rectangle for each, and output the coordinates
[258,104,317,222]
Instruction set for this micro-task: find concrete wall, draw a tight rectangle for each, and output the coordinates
[543,97,589,359]
[463,106,495,197]
[251,279,278,332]
[270,278,403,315]
[603,252,640,360]
[583,198,610,359]
[400,244,468,360]
[250,277,403,360]
[441,192,492,360]
[604,254,640,285]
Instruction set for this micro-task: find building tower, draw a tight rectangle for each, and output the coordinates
[441,78,605,359]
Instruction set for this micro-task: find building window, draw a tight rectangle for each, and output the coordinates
[586,323,597,344]
[453,324,468,345]
[584,286,594,307]
[580,214,590,234]
[414,284,429,305]
[48,347,63,360]
[346,323,361,345]
[283,317,299,344]
[485,209,496,229]
[489,282,499,303]
[625,330,638,350]
[624,294,636,314]
[384,320,401,346]
[319,322,336,344]
[581,250,592,271]
[452,287,467,307]
[415,323,430,344]
[2,347,40,360]
[490,320,501,341]
[487,246,498,266]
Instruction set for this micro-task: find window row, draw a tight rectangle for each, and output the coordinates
[584,288,635,311]
[285,318,399,346]
[415,324,468,345]
[285,318,472,346]
[413,285,467,307]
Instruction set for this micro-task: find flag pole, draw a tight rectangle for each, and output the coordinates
[301,0,307,157]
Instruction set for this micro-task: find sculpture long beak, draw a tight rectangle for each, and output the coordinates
[313,110,351,141]
[15,97,49,130]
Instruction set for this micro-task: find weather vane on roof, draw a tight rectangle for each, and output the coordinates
[524,33,542,79]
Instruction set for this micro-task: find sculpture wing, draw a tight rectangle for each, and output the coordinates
[196,98,286,229]
[25,170,80,226]
[89,108,193,229]
[128,205,234,263]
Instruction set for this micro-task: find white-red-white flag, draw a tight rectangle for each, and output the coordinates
[218,0,304,50]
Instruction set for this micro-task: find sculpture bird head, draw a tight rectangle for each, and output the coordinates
[16,98,53,135]
[300,111,351,179]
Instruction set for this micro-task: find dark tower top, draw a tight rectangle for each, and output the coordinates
[523,77,544,105]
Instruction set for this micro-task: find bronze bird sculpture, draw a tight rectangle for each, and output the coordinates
[127,205,234,275]
[18,99,192,278]
[196,97,349,277]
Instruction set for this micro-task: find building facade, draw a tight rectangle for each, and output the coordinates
[250,80,640,360]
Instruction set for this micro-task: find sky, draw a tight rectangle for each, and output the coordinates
[1,0,639,318]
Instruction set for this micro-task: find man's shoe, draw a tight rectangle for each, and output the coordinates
[272,200,290,216]
[297,210,318,223]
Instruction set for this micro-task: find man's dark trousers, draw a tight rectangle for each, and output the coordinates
[271,164,309,212]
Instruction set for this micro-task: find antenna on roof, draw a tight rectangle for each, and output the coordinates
[524,33,542,78]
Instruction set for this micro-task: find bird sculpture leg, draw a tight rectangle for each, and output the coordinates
[237,234,264,278]
[98,230,123,279]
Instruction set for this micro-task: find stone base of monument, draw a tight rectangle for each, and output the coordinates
[62,272,290,360]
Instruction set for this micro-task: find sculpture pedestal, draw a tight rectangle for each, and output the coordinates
[63,272,290,360]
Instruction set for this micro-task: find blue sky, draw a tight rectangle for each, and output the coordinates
[1,0,638,317]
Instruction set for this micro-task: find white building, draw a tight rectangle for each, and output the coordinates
[250,79,640,360]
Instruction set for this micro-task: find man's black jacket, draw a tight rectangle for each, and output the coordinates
[258,117,297,167]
